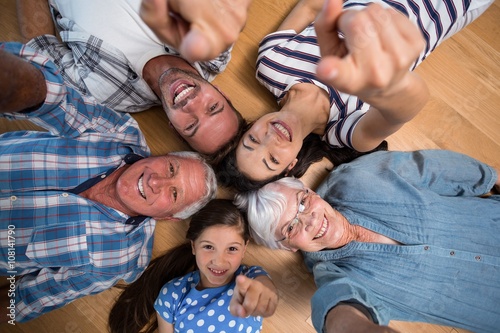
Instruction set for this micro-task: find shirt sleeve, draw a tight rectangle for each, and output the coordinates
[323,150,497,199]
[15,266,141,322]
[0,42,148,152]
[309,261,388,332]
[154,277,185,324]
[241,265,270,279]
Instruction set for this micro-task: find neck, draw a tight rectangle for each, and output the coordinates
[280,83,330,136]
[79,165,136,216]
[142,54,198,97]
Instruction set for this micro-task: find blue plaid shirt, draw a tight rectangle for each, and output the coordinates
[0,42,156,322]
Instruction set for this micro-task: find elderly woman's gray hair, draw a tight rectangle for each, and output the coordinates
[169,151,217,220]
[234,177,305,250]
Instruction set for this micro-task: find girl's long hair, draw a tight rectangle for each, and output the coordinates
[108,199,249,333]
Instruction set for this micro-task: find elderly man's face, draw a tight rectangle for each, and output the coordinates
[116,155,206,219]
[159,68,240,155]
[272,183,340,252]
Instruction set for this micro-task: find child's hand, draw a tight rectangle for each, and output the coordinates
[229,275,278,317]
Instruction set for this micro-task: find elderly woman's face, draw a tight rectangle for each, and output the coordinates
[272,183,340,252]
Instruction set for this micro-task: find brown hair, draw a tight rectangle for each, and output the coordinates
[108,199,249,333]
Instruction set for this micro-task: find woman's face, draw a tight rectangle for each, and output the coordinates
[271,183,342,252]
[236,112,303,181]
[192,225,248,289]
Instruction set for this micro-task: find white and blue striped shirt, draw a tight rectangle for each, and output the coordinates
[256,0,490,148]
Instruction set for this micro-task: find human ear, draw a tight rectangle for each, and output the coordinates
[191,240,196,255]
[285,158,298,175]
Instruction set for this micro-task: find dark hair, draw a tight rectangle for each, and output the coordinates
[108,199,249,333]
[216,134,388,192]
[204,102,250,166]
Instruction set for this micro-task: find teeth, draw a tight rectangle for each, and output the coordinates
[138,176,146,199]
[174,85,194,104]
[273,123,291,141]
[314,217,328,239]
[210,268,226,274]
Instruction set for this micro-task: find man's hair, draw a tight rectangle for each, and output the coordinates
[168,151,217,219]
[204,101,249,166]
[234,177,305,250]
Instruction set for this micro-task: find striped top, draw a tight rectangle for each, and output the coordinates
[256,0,484,148]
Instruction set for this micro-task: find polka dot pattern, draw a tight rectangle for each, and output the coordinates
[153,266,268,332]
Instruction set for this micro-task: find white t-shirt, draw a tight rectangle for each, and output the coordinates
[52,0,166,75]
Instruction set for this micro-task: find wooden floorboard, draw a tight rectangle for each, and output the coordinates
[1,0,498,332]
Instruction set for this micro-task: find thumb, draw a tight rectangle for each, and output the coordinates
[180,28,214,62]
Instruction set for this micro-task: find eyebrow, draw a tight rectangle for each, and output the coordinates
[187,105,225,138]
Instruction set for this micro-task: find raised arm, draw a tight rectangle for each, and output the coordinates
[0,48,46,113]
[314,0,428,152]
[16,0,55,42]
[139,0,252,62]
[277,0,324,32]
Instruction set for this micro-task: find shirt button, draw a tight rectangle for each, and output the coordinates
[450,251,455,256]
[475,256,481,261]
[62,193,69,197]
[10,196,17,201]
[424,246,429,250]
[101,174,106,178]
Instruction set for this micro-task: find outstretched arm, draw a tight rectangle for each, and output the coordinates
[16,0,55,42]
[229,274,279,318]
[277,0,324,32]
[0,48,46,113]
[325,304,401,333]
[314,0,428,152]
[139,0,251,62]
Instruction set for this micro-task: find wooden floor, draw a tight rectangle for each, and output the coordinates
[1,0,499,332]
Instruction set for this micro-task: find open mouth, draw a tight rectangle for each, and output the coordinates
[173,84,194,104]
[138,175,146,199]
[271,121,292,141]
[209,268,228,276]
[313,217,329,239]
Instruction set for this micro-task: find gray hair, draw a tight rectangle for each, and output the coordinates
[234,177,305,250]
[168,151,217,219]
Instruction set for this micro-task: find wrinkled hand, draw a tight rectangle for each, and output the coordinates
[314,0,425,101]
[140,0,251,62]
[229,275,278,318]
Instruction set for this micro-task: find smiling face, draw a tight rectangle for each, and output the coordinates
[115,155,207,219]
[236,112,303,181]
[271,183,345,252]
[159,68,240,155]
[191,225,248,289]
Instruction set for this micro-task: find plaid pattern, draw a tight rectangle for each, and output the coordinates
[26,2,231,113]
[0,42,155,322]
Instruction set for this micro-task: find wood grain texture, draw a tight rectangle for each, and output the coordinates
[1,0,498,332]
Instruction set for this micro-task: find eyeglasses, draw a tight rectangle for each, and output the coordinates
[277,189,310,243]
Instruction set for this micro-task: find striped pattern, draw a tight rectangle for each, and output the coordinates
[256,0,485,148]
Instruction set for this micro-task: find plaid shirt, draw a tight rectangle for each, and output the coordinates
[0,42,156,322]
[26,1,232,113]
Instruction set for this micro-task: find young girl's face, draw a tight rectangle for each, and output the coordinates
[192,225,248,289]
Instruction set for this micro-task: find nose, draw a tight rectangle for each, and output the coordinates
[148,173,172,193]
[211,251,227,266]
[299,211,315,231]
